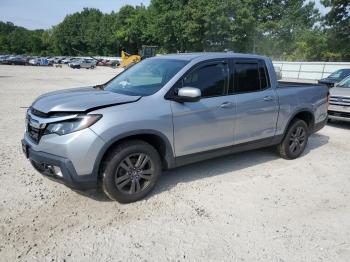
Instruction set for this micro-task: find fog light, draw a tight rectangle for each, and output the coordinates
[53,166,63,177]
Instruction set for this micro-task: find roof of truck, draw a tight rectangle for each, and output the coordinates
[154,52,269,61]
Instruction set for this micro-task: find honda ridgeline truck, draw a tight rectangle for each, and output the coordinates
[22,53,329,203]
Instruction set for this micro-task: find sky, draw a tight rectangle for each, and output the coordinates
[0,0,328,30]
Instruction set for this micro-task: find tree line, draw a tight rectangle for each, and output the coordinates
[0,0,349,61]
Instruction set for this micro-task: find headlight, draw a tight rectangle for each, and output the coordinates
[44,114,102,136]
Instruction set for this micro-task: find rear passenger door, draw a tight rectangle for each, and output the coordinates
[231,59,279,144]
[171,60,235,156]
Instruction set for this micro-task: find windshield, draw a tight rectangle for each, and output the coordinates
[337,76,350,88]
[104,58,188,96]
[328,69,350,79]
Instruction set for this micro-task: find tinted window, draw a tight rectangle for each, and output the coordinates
[184,63,228,97]
[234,62,260,93]
[259,62,270,90]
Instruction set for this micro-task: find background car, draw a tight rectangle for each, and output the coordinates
[62,57,75,64]
[5,56,27,65]
[69,58,96,69]
[328,75,350,122]
[0,55,10,64]
[318,68,350,88]
[97,59,119,67]
[53,57,65,64]
[28,57,51,66]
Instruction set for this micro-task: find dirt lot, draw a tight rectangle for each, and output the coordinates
[0,65,349,262]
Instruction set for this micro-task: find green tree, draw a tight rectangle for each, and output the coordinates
[321,0,350,60]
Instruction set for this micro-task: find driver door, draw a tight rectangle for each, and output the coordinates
[171,60,236,157]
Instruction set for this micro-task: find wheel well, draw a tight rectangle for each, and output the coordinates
[98,134,170,179]
[294,111,314,129]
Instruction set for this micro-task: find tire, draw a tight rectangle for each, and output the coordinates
[101,140,162,203]
[277,119,309,160]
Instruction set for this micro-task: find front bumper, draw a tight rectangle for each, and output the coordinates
[22,139,98,190]
[328,113,350,122]
[328,104,350,122]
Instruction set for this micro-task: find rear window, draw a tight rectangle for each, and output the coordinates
[234,63,260,93]
[232,61,270,93]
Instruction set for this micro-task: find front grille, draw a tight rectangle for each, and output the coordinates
[27,123,45,143]
[26,110,47,143]
[329,96,350,107]
[328,110,350,118]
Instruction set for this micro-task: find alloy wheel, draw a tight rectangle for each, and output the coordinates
[114,153,154,195]
[289,126,306,154]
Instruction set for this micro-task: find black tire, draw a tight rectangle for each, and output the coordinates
[101,140,161,203]
[277,119,309,160]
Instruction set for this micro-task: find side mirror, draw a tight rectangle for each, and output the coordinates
[176,87,201,102]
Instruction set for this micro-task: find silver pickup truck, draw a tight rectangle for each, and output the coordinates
[328,76,350,122]
[22,53,329,203]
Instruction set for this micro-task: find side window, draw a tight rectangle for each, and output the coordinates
[183,63,228,97]
[259,61,270,90]
[234,62,260,93]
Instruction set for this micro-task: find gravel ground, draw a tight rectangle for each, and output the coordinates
[0,65,349,262]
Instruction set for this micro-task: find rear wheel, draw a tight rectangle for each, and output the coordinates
[101,140,161,203]
[277,119,309,159]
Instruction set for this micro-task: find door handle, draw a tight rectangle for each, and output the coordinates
[263,96,274,101]
[220,102,234,108]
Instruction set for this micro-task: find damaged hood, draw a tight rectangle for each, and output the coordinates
[32,87,141,114]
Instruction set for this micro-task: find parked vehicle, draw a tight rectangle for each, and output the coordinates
[3,56,27,65]
[22,53,328,203]
[69,59,96,69]
[62,57,75,64]
[97,59,119,67]
[28,58,38,65]
[53,57,65,64]
[318,69,350,88]
[47,57,55,63]
[28,57,51,66]
[0,55,10,64]
[328,76,350,122]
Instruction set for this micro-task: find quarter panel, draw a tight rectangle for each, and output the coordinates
[276,85,328,135]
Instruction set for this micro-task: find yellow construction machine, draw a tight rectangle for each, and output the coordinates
[118,45,157,68]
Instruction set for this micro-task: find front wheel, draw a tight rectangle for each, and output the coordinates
[277,119,309,159]
[101,140,161,203]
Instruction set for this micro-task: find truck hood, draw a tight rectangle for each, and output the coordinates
[330,87,350,98]
[32,87,141,114]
